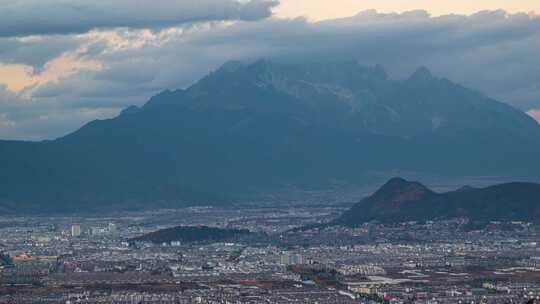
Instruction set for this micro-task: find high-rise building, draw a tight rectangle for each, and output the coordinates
[291,254,303,265]
[280,254,292,265]
[108,223,117,233]
[71,224,81,237]
[280,253,304,266]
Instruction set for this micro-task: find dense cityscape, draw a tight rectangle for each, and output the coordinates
[1,202,540,303]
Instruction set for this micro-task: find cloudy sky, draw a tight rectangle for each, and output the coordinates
[0,0,539,140]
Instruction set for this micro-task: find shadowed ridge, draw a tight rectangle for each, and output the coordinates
[338,178,540,227]
[368,177,435,205]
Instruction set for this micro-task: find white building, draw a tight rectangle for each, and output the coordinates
[71,224,81,237]
[280,253,303,265]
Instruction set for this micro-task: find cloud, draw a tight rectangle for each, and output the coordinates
[62,10,538,109]
[0,43,102,94]
[0,36,81,68]
[1,9,540,140]
[0,85,120,140]
[0,0,278,37]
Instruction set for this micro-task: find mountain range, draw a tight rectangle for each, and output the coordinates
[337,177,540,226]
[1,60,539,213]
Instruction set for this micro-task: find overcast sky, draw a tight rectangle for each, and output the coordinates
[0,0,539,140]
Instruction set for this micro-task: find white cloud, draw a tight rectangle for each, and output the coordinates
[0,44,102,95]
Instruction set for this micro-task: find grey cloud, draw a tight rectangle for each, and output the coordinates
[0,0,278,37]
[99,10,540,108]
[0,36,82,69]
[3,9,540,140]
[180,10,540,110]
[0,85,121,140]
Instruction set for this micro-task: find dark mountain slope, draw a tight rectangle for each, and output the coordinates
[338,177,540,226]
[0,60,539,213]
[131,226,252,244]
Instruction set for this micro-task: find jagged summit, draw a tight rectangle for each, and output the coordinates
[218,60,244,73]
[208,59,389,85]
[379,177,421,190]
[373,177,433,202]
[119,105,139,116]
[409,66,434,82]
